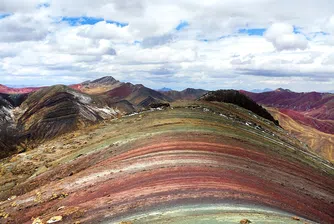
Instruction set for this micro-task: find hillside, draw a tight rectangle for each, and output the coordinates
[0,78,174,159]
[18,85,127,141]
[242,89,334,161]
[0,85,134,159]
[241,89,334,131]
[0,100,333,223]
[268,107,334,162]
[201,90,279,125]
[71,76,123,95]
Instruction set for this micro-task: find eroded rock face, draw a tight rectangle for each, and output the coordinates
[0,86,129,159]
[0,94,20,158]
[18,85,124,141]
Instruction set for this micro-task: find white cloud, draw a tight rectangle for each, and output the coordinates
[77,21,133,43]
[0,9,53,42]
[0,0,334,92]
[264,23,308,51]
[0,0,43,13]
[322,53,334,65]
[326,15,334,33]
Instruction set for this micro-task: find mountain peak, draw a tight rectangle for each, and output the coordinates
[275,88,292,92]
[90,76,118,85]
[158,87,173,92]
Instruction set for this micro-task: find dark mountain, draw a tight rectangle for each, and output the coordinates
[241,90,333,115]
[250,88,273,93]
[162,88,208,100]
[89,76,118,85]
[200,90,279,125]
[158,87,173,92]
[71,76,123,95]
[104,82,172,107]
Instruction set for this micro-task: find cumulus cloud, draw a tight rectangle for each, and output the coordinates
[0,10,52,42]
[326,15,334,34]
[77,21,133,42]
[141,34,175,48]
[0,0,334,92]
[264,23,308,51]
[0,0,42,13]
[322,53,334,65]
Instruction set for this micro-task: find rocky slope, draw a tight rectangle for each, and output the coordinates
[0,85,135,159]
[0,93,30,158]
[268,107,334,162]
[0,101,333,223]
[0,94,17,158]
[18,85,125,141]
[241,89,334,161]
[71,76,123,95]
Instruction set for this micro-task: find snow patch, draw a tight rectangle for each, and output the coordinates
[125,112,139,117]
[93,106,121,119]
[68,90,92,104]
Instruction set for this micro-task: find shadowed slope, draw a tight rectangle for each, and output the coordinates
[0,101,332,224]
[0,94,17,158]
[201,90,279,125]
[0,93,29,158]
[105,82,172,107]
[162,88,208,100]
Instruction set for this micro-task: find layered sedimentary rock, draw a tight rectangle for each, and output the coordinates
[0,101,333,223]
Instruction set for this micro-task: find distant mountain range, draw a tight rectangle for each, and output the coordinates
[160,88,208,101]
[157,87,173,92]
[1,78,333,162]
[0,76,280,160]
[250,88,273,93]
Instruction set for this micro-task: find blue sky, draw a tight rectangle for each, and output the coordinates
[61,16,128,27]
[0,13,11,19]
[238,28,266,36]
[176,21,189,31]
[0,0,334,92]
